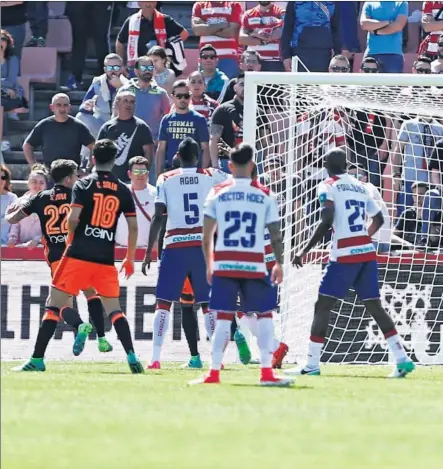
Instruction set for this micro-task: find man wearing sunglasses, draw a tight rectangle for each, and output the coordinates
[76,53,129,138]
[360,56,380,73]
[116,156,156,247]
[328,54,351,73]
[156,80,210,177]
[199,44,229,103]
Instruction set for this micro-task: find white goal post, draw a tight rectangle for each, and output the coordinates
[244,71,443,365]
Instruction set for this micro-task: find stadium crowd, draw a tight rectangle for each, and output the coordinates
[1,1,443,252]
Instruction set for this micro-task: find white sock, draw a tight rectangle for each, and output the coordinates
[203,309,216,340]
[211,319,231,370]
[152,308,170,362]
[386,334,408,363]
[246,314,259,338]
[257,317,274,368]
[306,340,324,369]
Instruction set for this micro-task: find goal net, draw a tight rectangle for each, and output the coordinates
[244,71,443,365]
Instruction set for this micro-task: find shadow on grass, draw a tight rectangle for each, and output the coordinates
[229,383,313,390]
[320,374,390,380]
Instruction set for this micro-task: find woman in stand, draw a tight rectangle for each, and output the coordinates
[0,164,18,245]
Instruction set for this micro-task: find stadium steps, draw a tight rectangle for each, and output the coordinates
[3,151,43,180]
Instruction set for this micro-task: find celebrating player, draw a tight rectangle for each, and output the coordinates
[13,140,144,373]
[285,148,415,378]
[194,143,294,386]
[142,137,217,369]
[6,159,113,363]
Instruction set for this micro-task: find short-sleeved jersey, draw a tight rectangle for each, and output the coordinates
[204,178,280,278]
[317,173,381,263]
[156,167,216,249]
[67,171,136,265]
[21,185,72,264]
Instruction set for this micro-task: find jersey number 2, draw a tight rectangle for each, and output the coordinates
[224,211,257,248]
[44,204,70,235]
[183,193,199,225]
[345,199,366,232]
[92,194,120,229]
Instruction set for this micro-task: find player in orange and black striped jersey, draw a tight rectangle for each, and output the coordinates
[6,159,113,360]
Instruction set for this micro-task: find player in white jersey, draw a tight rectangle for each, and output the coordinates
[191,143,294,387]
[141,137,217,369]
[285,149,415,379]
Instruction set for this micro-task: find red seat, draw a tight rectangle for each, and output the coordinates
[182,49,200,78]
[352,52,365,73]
[406,22,422,54]
[21,47,58,83]
[404,52,418,73]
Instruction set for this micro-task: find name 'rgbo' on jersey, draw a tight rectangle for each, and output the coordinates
[317,173,380,263]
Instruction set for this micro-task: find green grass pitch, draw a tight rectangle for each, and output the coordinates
[2,362,443,469]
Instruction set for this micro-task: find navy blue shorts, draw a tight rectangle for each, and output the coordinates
[319,260,380,301]
[156,247,210,303]
[210,276,277,314]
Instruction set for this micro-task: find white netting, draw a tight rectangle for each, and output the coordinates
[248,75,443,365]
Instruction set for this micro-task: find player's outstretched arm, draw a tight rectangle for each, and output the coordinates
[142,203,166,275]
[367,211,384,238]
[5,204,28,225]
[292,201,334,268]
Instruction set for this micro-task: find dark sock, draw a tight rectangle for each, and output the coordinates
[230,316,238,340]
[110,312,134,354]
[33,307,60,358]
[61,307,83,331]
[87,298,105,338]
[181,305,199,356]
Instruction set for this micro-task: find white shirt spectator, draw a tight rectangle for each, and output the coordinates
[116,182,156,247]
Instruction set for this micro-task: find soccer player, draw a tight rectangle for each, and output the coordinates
[6,159,113,360]
[194,143,294,386]
[142,137,217,369]
[13,140,144,373]
[285,148,415,378]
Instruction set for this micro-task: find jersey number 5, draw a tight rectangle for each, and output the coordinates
[345,199,366,232]
[44,204,70,235]
[183,193,199,225]
[224,211,257,248]
[91,194,120,229]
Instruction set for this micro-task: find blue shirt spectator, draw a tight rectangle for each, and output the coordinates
[156,81,210,177]
[338,1,361,54]
[360,1,408,73]
[281,1,342,73]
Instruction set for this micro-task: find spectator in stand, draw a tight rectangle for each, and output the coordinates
[210,72,268,172]
[360,1,408,74]
[337,1,361,69]
[1,29,28,119]
[198,44,229,102]
[394,181,428,246]
[328,53,351,72]
[116,156,156,247]
[62,2,115,91]
[25,1,48,47]
[187,71,219,125]
[192,1,243,79]
[349,57,392,189]
[431,34,443,73]
[148,45,176,94]
[390,108,443,215]
[76,53,129,138]
[222,49,262,103]
[419,2,443,59]
[281,1,342,73]
[0,164,18,245]
[7,164,47,248]
[0,1,27,60]
[98,90,154,182]
[118,56,171,133]
[156,80,210,175]
[23,93,95,171]
[239,1,285,72]
[116,1,189,78]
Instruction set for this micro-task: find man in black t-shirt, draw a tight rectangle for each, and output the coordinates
[12,141,144,374]
[210,73,269,173]
[98,90,154,182]
[116,1,188,77]
[7,159,113,371]
[23,93,95,171]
